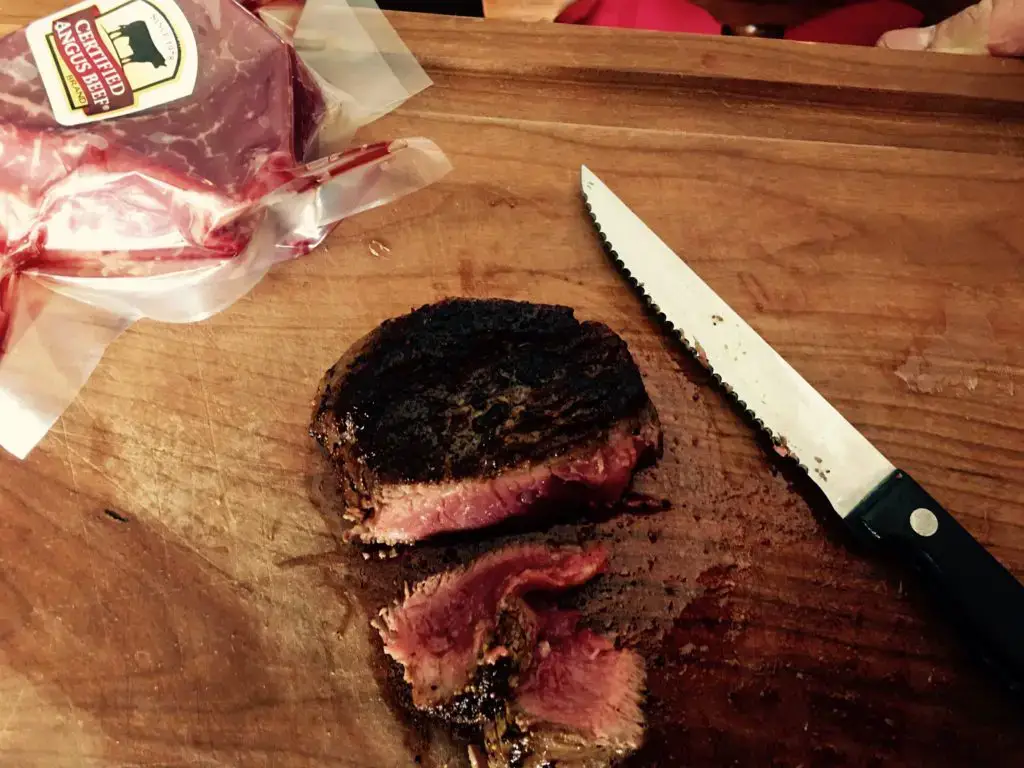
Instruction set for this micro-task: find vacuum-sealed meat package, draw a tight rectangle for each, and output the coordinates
[0,0,451,459]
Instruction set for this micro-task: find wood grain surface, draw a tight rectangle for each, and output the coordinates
[2,5,1024,767]
[484,0,572,21]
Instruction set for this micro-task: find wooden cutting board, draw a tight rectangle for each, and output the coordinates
[2,7,1024,767]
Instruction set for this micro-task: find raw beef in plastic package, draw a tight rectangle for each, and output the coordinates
[0,0,451,459]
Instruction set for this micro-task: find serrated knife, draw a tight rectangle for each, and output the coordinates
[581,165,1024,692]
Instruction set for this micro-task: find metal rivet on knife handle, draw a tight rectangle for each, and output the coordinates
[910,508,940,538]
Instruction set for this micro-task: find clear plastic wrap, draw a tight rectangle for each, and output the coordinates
[0,0,451,459]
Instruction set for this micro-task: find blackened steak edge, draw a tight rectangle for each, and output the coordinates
[310,297,659,486]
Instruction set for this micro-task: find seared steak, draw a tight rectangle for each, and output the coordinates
[483,610,646,768]
[374,543,646,767]
[310,298,662,544]
[374,543,609,708]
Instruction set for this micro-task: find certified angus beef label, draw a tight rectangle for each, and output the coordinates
[26,0,198,126]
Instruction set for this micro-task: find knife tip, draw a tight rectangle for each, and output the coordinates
[580,164,596,191]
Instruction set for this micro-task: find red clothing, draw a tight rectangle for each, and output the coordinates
[556,0,924,46]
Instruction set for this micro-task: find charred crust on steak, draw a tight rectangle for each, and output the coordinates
[421,602,538,727]
[483,716,534,768]
[427,656,518,727]
[310,298,653,485]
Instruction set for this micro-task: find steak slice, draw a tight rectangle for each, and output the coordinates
[374,542,646,767]
[482,610,646,768]
[310,298,662,544]
[374,543,609,709]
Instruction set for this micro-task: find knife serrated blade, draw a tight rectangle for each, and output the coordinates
[582,165,891,518]
[581,165,1024,692]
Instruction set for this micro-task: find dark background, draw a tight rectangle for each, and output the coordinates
[378,0,484,14]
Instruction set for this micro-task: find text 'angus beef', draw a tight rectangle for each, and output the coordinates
[310,298,663,545]
[374,543,646,767]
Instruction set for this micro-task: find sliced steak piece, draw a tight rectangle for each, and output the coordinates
[482,610,646,768]
[374,542,647,767]
[310,297,662,545]
[374,543,608,709]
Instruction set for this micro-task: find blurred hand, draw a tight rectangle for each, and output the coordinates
[877,0,1024,55]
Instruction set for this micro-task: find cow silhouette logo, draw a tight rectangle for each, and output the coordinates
[26,0,199,126]
[109,21,169,69]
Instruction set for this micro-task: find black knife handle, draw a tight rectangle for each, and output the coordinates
[846,471,1024,693]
